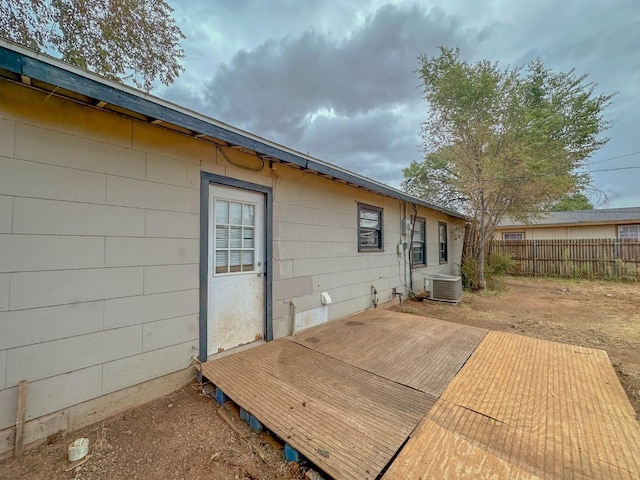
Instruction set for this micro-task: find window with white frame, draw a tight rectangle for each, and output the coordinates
[618,224,640,239]
[411,218,426,266]
[358,203,383,251]
[214,200,256,274]
[503,232,524,241]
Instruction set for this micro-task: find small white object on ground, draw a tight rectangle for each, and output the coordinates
[68,437,89,462]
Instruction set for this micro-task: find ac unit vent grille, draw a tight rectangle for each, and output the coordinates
[429,275,462,303]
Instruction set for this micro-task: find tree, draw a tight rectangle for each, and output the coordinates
[0,0,185,91]
[550,193,594,211]
[403,47,613,289]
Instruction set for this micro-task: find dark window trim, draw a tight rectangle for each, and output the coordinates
[199,172,273,363]
[357,202,384,252]
[438,221,448,264]
[411,217,427,268]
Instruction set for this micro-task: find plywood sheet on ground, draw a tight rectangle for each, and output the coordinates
[288,309,487,397]
[201,339,435,480]
[385,331,640,479]
[382,418,541,480]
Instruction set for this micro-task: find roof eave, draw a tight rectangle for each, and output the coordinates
[0,40,465,220]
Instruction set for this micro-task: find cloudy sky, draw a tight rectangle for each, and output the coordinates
[157,0,640,207]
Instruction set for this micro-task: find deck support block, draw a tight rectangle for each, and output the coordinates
[248,414,263,433]
[284,443,301,462]
[239,408,263,433]
[215,387,229,405]
[239,408,250,423]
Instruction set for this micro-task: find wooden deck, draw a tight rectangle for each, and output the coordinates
[382,331,640,479]
[289,309,487,397]
[201,310,486,480]
[202,311,640,479]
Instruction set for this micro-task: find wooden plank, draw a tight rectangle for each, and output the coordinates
[389,332,640,479]
[289,310,487,397]
[14,380,27,457]
[202,339,434,480]
[382,419,541,480]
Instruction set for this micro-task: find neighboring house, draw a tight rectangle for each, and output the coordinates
[0,40,465,455]
[495,207,640,241]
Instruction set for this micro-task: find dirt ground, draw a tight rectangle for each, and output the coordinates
[0,383,306,480]
[390,276,640,417]
[1,277,638,479]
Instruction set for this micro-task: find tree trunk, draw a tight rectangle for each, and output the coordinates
[477,196,487,290]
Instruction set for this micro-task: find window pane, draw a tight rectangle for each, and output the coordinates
[229,250,242,272]
[229,202,242,224]
[215,250,228,274]
[360,229,379,247]
[216,200,228,224]
[414,220,424,242]
[242,250,254,271]
[215,226,228,248]
[230,226,242,248]
[243,204,255,226]
[439,224,447,243]
[243,227,254,248]
[360,209,380,229]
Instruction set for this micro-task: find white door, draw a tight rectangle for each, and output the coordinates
[208,184,265,355]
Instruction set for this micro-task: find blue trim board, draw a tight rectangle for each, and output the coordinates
[198,172,274,361]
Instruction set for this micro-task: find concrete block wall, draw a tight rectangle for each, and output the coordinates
[0,81,200,447]
[269,167,465,338]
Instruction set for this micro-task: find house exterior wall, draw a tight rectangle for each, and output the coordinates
[0,79,463,453]
[0,81,201,452]
[495,224,617,240]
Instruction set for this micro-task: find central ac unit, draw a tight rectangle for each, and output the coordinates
[426,274,462,303]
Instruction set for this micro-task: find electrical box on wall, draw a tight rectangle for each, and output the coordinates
[401,219,411,235]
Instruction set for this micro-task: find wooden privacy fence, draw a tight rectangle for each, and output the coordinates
[490,238,640,279]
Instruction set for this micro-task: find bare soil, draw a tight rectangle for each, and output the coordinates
[0,383,306,480]
[390,276,640,417]
[1,276,638,479]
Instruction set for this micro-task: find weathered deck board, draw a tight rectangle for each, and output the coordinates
[289,309,487,397]
[384,331,640,479]
[201,339,435,480]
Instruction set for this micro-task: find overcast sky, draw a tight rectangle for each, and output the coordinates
[157,0,640,207]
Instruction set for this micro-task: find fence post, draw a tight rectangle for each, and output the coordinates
[532,239,538,276]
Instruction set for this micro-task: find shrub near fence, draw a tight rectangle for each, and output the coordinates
[490,238,640,280]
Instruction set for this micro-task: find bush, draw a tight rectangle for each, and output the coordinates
[461,252,516,291]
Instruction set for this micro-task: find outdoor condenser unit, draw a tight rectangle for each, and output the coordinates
[426,274,462,303]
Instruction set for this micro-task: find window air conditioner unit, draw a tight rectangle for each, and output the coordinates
[426,274,462,303]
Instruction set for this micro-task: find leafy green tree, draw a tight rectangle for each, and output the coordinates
[0,0,185,91]
[550,193,594,211]
[403,48,613,289]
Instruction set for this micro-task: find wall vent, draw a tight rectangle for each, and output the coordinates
[428,274,462,303]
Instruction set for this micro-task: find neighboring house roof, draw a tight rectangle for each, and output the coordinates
[0,39,465,220]
[498,207,640,228]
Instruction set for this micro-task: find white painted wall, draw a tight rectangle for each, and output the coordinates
[0,79,464,452]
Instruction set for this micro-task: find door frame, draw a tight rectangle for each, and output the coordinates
[199,172,273,362]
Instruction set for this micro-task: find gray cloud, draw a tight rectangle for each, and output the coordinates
[161,0,640,204]
[170,4,487,187]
